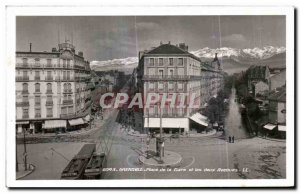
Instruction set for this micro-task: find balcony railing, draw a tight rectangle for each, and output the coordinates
[63,89,73,93]
[16,63,29,68]
[55,77,74,81]
[16,76,30,81]
[62,99,73,105]
[46,101,53,106]
[16,101,29,107]
[33,63,41,68]
[143,75,201,80]
[45,76,53,81]
[45,64,52,68]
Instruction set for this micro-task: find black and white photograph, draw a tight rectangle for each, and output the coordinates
[5,6,295,188]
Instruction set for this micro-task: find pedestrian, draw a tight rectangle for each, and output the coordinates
[228,136,231,143]
[232,136,235,143]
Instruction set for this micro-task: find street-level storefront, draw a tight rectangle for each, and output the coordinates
[68,118,86,131]
[189,113,209,133]
[43,120,67,133]
[144,117,189,134]
[16,121,29,133]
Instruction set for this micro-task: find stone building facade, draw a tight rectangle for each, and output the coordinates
[137,42,224,132]
[15,41,92,133]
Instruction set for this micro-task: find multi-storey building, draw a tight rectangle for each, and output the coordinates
[137,42,224,133]
[16,41,92,133]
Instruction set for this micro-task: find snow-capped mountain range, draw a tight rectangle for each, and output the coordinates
[91,46,286,73]
[191,46,286,60]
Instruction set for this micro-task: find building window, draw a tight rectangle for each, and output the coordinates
[149,82,154,90]
[158,69,164,77]
[169,58,173,66]
[22,83,28,93]
[159,58,163,66]
[47,59,51,67]
[178,58,183,66]
[23,70,28,77]
[35,108,41,118]
[68,83,72,92]
[68,106,73,114]
[46,107,53,117]
[46,83,52,93]
[22,58,28,66]
[63,59,66,68]
[35,58,40,67]
[35,96,41,105]
[158,82,164,90]
[149,58,154,66]
[169,69,174,77]
[67,60,70,68]
[63,71,67,80]
[47,71,52,79]
[63,83,68,92]
[22,108,29,118]
[35,71,40,80]
[35,83,40,92]
[67,71,70,80]
[61,107,67,115]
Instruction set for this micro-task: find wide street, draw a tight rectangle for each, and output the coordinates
[17,88,286,180]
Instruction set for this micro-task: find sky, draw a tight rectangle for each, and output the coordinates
[16,16,286,61]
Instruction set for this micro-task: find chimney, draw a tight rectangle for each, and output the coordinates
[179,43,188,51]
[29,43,32,52]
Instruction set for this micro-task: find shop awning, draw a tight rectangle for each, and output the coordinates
[189,113,208,127]
[144,118,189,129]
[263,123,276,130]
[68,118,85,126]
[84,114,91,122]
[16,121,29,125]
[43,120,66,129]
[278,125,286,132]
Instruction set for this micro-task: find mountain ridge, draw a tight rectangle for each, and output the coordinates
[91,46,286,74]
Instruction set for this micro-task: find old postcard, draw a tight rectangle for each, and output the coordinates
[5,6,295,188]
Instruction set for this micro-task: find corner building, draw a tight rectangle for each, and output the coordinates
[16,41,92,133]
[137,42,224,133]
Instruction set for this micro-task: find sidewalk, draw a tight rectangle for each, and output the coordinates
[16,163,35,180]
[256,136,286,142]
[17,109,115,140]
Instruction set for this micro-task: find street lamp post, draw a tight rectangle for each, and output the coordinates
[158,103,164,164]
[23,128,28,171]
